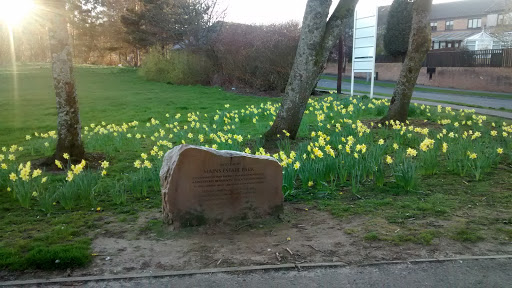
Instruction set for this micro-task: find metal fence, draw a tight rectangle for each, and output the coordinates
[375,55,405,63]
[425,49,512,68]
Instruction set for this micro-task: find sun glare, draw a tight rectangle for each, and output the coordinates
[0,0,35,27]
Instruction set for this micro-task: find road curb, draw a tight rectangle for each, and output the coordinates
[2,255,512,286]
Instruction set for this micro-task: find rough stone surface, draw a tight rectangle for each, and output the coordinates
[160,145,283,228]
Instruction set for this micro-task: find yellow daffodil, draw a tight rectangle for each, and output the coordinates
[66,171,74,181]
[101,161,109,169]
[419,138,435,152]
[9,145,17,153]
[406,148,417,157]
[55,160,63,169]
[32,169,42,178]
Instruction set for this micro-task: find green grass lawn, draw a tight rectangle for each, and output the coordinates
[319,75,512,100]
[0,64,511,272]
[0,64,274,147]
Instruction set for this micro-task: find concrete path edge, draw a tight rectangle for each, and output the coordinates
[2,255,512,286]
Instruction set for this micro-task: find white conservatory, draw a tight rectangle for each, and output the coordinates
[463,31,502,50]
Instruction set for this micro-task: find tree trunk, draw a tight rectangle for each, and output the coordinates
[337,35,343,94]
[264,0,357,142]
[381,0,433,123]
[47,0,85,161]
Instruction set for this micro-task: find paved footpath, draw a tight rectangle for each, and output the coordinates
[3,258,512,288]
[317,78,512,111]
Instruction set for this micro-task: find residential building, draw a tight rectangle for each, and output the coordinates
[378,0,512,51]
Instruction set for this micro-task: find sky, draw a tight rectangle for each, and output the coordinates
[220,0,462,25]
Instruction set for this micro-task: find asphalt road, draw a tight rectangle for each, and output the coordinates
[317,78,512,110]
[15,258,511,288]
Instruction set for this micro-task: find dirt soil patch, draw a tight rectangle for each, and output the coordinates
[3,203,511,282]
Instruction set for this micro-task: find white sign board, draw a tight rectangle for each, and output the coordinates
[351,1,378,98]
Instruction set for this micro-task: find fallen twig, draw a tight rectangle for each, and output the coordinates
[275,252,282,262]
[307,244,324,254]
[234,223,251,231]
[285,247,293,255]
[217,259,223,265]
[206,259,217,266]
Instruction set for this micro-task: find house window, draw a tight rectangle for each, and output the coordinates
[466,40,476,50]
[431,21,437,31]
[440,41,446,48]
[447,42,453,48]
[498,14,511,25]
[468,18,481,29]
[445,20,454,30]
[498,14,505,25]
[433,41,440,49]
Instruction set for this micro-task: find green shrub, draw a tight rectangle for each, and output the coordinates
[213,22,300,92]
[384,0,413,57]
[140,48,214,85]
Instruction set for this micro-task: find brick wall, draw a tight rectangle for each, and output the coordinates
[437,20,445,31]
[324,63,512,93]
[432,16,487,31]
[453,19,468,30]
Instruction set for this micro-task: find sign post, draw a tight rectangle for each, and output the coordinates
[351,2,378,98]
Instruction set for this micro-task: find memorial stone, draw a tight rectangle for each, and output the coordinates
[160,145,283,228]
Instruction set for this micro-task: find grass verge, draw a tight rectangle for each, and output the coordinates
[319,75,512,100]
